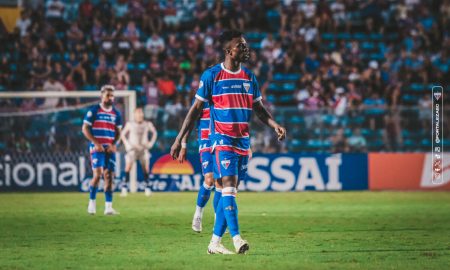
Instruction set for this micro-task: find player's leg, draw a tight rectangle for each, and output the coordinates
[192,172,214,232]
[121,150,135,197]
[213,179,223,213]
[141,151,152,197]
[192,151,215,232]
[208,150,233,254]
[87,149,105,215]
[104,152,119,215]
[220,151,249,254]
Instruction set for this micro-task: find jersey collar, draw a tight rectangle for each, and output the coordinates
[221,62,241,74]
[99,103,113,112]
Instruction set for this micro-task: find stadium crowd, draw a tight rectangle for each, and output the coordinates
[0,0,449,153]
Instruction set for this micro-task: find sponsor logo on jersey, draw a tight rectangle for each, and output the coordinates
[243,82,250,92]
[221,159,231,169]
[224,205,234,211]
[92,158,98,165]
[231,85,242,89]
[241,164,248,170]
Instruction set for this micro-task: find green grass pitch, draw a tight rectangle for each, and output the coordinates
[0,192,449,270]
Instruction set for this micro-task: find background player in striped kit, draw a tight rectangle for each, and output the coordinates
[177,100,222,233]
[82,85,122,215]
[171,30,286,254]
[120,107,158,197]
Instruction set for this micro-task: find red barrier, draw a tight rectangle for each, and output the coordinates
[369,153,450,190]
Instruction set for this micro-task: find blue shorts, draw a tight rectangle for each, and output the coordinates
[213,150,249,181]
[89,145,116,171]
[200,150,213,175]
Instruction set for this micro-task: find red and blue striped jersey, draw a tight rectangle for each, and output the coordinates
[197,101,211,153]
[83,104,122,148]
[195,63,262,155]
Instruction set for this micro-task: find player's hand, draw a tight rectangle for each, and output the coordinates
[177,147,187,163]
[106,144,116,153]
[274,125,286,141]
[170,140,181,160]
[94,143,105,152]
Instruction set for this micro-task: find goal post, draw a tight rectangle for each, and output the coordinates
[0,90,139,192]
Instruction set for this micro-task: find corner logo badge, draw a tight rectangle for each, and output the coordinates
[434,92,442,100]
[221,160,231,169]
[243,82,250,92]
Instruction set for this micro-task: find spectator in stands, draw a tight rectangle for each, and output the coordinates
[45,0,65,31]
[331,87,348,126]
[383,109,403,151]
[347,128,367,152]
[300,0,317,22]
[42,75,67,108]
[66,22,84,50]
[146,32,165,57]
[362,92,387,130]
[15,10,31,37]
[418,93,432,131]
[123,20,141,50]
[157,73,176,104]
[143,0,163,34]
[16,136,32,154]
[329,128,348,153]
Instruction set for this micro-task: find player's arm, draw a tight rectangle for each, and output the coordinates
[170,99,204,160]
[146,122,158,149]
[253,100,286,141]
[82,123,104,152]
[120,122,132,150]
[108,125,121,153]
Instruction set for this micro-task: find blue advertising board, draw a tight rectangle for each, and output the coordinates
[1,152,368,192]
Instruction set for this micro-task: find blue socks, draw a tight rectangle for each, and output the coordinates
[213,196,227,237]
[222,187,240,237]
[213,188,222,212]
[89,185,98,200]
[196,182,213,208]
[105,190,113,203]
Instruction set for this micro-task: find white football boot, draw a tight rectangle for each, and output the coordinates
[145,187,152,197]
[87,200,96,215]
[207,242,234,254]
[120,187,128,197]
[104,207,120,215]
[192,215,202,233]
[233,237,250,254]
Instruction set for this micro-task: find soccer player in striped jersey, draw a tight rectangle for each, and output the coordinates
[82,85,122,215]
[171,30,286,254]
[120,107,158,197]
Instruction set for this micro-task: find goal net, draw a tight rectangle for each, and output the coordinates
[0,91,139,192]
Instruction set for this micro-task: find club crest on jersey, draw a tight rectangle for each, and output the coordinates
[221,159,231,169]
[202,161,209,168]
[92,158,98,164]
[243,82,250,92]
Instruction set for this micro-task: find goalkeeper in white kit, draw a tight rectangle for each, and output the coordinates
[120,107,158,196]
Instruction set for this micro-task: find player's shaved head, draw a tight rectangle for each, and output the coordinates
[219,30,244,50]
